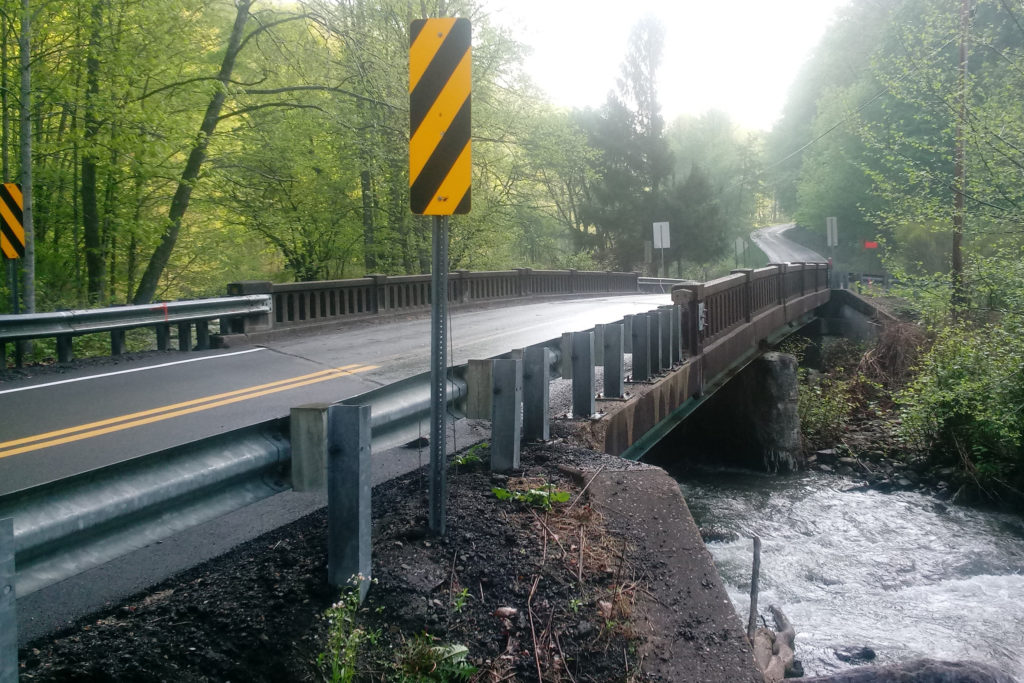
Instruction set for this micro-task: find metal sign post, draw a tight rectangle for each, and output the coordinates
[429,215,449,535]
[826,216,838,287]
[410,17,471,537]
[653,221,670,277]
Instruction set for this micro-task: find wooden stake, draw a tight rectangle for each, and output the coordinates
[747,535,761,644]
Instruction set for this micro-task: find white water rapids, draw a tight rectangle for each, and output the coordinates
[677,470,1024,678]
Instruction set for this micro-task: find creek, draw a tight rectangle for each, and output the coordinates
[674,468,1024,678]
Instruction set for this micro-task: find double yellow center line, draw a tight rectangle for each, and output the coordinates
[0,363,377,459]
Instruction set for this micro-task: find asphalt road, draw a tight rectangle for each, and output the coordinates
[0,293,668,495]
[750,222,826,264]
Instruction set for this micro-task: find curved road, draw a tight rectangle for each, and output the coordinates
[0,293,668,494]
[750,222,826,264]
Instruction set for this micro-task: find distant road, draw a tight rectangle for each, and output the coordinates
[751,222,826,263]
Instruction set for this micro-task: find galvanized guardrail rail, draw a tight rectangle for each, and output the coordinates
[0,295,271,365]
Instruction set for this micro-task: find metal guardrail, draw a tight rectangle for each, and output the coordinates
[0,295,272,365]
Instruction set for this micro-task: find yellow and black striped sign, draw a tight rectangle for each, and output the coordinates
[0,182,24,259]
[409,17,471,215]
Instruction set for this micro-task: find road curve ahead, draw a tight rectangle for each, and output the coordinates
[751,222,826,263]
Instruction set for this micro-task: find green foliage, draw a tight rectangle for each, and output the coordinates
[897,321,1024,483]
[393,633,476,682]
[318,575,379,683]
[798,370,856,447]
[492,484,571,511]
[452,442,488,468]
[451,588,469,613]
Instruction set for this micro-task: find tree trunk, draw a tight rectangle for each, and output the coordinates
[82,0,104,303]
[132,0,253,304]
[361,169,375,271]
[19,0,34,315]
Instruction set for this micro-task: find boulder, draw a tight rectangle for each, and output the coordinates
[801,658,1017,683]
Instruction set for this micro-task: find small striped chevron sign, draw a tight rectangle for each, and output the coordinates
[409,17,471,215]
[0,182,24,259]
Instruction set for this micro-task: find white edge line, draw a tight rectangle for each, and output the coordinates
[0,348,266,396]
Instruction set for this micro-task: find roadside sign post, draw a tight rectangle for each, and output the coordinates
[410,17,472,537]
[826,216,838,287]
[653,221,670,277]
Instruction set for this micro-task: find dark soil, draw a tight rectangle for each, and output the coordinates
[19,441,707,682]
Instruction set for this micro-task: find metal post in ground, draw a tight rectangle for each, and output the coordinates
[671,304,683,364]
[603,323,624,398]
[559,332,573,380]
[632,313,650,381]
[1,517,16,683]
[327,404,372,602]
[572,330,595,418]
[592,323,605,365]
[429,215,449,536]
[522,346,551,441]
[648,310,662,374]
[658,306,672,369]
[491,358,522,472]
[622,314,633,353]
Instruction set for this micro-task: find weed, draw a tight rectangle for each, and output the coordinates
[492,483,570,511]
[318,574,379,683]
[451,587,469,613]
[569,597,583,614]
[452,442,488,468]
[393,632,476,681]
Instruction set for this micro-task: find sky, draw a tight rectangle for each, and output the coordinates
[480,0,852,132]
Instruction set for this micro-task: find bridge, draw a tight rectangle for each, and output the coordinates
[0,257,870,653]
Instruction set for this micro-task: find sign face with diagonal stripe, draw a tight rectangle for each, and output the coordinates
[0,183,24,259]
[409,17,471,215]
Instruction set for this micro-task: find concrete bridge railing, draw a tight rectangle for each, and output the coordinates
[226,269,641,334]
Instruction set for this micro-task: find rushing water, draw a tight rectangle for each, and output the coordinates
[675,468,1024,678]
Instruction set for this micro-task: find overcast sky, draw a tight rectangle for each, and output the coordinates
[480,0,851,131]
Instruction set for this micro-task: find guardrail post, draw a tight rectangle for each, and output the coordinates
[155,324,170,351]
[291,403,329,491]
[731,268,754,323]
[593,324,605,365]
[648,311,662,374]
[327,404,372,601]
[177,322,192,351]
[622,314,633,353]
[57,334,73,362]
[658,307,673,369]
[1,517,15,683]
[226,280,273,333]
[674,304,685,363]
[465,359,492,419]
[560,332,573,380]
[631,313,650,381]
[523,346,551,441]
[572,331,595,418]
[672,282,704,357]
[603,323,624,398]
[111,329,126,356]
[196,320,210,350]
[491,358,522,472]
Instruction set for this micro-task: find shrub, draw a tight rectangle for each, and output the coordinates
[897,321,1024,487]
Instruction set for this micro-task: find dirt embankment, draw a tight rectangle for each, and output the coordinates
[19,440,762,683]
